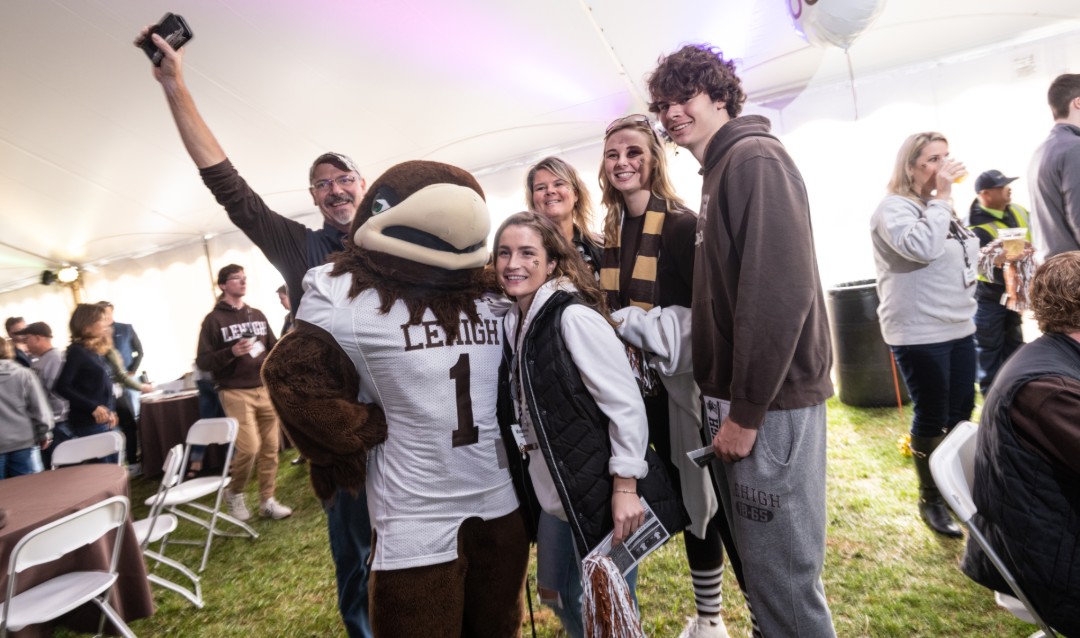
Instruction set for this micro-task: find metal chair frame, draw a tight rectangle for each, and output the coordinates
[0,495,135,638]
[135,444,203,607]
[930,420,1058,637]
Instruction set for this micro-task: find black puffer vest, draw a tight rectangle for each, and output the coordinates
[961,333,1080,635]
[497,290,683,557]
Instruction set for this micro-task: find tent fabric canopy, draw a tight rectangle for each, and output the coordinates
[2,0,1078,292]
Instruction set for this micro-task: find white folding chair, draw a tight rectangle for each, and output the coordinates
[930,420,1058,638]
[0,495,136,638]
[134,444,203,608]
[50,431,125,469]
[154,417,258,572]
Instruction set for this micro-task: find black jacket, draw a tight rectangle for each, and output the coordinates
[55,343,114,430]
[497,291,683,556]
[961,333,1080,636]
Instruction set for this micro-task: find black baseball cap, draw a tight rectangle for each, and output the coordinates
[974,169,1018,193]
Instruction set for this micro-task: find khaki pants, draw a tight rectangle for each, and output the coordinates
[219,387,281,501]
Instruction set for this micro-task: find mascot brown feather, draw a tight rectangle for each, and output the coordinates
[263,160,498,501]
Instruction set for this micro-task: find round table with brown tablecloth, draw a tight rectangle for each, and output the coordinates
[139,390,227,479]
[0,464,154,637]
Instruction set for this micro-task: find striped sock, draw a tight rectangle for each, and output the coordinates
[690,564,724,618]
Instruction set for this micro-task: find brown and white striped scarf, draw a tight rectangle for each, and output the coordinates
[600,195,668,396]
[600,195,668,311]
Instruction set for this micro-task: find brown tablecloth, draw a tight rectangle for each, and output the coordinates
[0,465,154,637]
[139,391,223,478]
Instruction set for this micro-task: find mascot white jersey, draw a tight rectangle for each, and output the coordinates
[298,272,518,570]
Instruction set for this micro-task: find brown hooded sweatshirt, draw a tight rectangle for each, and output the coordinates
[692,115,833,429]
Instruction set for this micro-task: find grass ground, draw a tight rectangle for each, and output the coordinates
[57,397,1035,637]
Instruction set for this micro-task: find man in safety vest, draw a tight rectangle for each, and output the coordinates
[967,169,1032,395]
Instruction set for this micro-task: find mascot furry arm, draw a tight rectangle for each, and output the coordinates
[262,319,385,500]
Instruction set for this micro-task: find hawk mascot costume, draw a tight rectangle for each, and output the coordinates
[263,161,528,637]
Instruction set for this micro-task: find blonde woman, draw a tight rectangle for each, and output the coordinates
[870,131,976,537]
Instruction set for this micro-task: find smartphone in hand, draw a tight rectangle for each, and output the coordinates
[140,12,193,66]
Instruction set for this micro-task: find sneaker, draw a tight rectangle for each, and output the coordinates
[678,616,730,638]
[225,491,251,522]
[260,497,293,520]
[291,455,307,466]
[127,463,142,477]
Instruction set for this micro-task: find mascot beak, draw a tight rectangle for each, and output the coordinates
[353,183,491,270]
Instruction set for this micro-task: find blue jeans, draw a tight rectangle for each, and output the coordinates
[891,336,977,437]
[536,511,639,638]
[324,487,372,638]
[0,447,43,478]
[973,298,1024,396]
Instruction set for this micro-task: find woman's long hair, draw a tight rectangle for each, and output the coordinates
[69,303,110,354]
[598,118,685,248]
[887,131,948,202]
[494,211,615,326]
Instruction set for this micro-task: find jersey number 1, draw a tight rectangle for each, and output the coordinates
[450,353,479,447]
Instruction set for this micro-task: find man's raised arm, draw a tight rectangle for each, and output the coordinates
[134,27,226,169]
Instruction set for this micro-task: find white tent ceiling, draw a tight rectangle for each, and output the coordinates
[2,0,1080,294]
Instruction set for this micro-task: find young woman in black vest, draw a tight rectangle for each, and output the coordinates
[494,211,680,637]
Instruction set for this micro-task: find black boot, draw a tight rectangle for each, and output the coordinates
[910,434,963,538]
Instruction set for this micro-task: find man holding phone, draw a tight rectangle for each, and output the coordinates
[196,264,290,521]
[136,27,373,637]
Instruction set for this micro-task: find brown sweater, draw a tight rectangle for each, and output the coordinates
[693,115,833,429]
[196,299,277,390]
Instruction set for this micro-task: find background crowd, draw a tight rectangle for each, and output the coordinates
[2,37,1078,638]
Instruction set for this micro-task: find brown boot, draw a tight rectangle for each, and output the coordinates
[910,434,963,538]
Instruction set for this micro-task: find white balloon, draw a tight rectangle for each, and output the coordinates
[789,0,887,50]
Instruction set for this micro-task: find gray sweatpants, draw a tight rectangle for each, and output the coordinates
[711,402,835,637]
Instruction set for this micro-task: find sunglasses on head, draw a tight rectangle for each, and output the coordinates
[604,113,665,142]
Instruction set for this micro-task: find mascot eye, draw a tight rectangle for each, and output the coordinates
[372,198,391,215]
[369,185,401,216]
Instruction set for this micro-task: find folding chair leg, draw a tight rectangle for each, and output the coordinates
[145,550,204,608]
[167,504,259,572]
[92,598,137,638]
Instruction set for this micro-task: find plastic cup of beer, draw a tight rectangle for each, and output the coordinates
[999,228,1026,260]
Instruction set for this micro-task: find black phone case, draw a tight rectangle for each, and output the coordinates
[140,13,193,66]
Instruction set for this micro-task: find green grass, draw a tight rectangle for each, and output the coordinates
[56,397,1032,637]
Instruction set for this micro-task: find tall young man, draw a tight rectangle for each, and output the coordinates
[648,44,836,637]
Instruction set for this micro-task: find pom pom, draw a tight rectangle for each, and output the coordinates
[581,554,644,638]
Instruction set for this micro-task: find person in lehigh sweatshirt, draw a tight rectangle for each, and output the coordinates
[647,43,836,638]
[196,264,291,522]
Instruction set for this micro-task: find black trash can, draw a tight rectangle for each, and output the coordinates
[826,279,910,408]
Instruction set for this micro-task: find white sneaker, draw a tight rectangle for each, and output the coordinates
[678,616,730,638]
[259,497,293,520]
[127,463,142,477]
[225,491,251,522]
